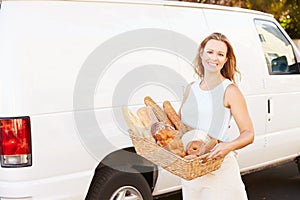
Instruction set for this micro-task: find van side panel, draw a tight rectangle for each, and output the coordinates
[0,1,178,198]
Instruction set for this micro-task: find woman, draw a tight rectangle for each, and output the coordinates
[179,32,254,199]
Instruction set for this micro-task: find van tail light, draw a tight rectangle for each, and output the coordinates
[0,116,32,167]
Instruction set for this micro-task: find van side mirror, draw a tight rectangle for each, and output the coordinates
[271,56,288,72]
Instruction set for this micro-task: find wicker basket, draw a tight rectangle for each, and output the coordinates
[129,130,224,180]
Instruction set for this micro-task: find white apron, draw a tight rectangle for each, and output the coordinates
[181,151,248,200]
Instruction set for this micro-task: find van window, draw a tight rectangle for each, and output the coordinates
[254,19,299,75]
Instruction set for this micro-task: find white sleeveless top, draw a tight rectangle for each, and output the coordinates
[181,79,232,142]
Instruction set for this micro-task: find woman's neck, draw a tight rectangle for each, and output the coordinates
[201,73,225,90]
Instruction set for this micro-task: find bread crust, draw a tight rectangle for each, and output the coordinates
[186,140,205,156]
[144,96,173,127]
[163,100,187,133]
[137,106,158,128]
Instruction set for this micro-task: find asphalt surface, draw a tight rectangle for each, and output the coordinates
[243,161,300,200]
[158,160,300,200]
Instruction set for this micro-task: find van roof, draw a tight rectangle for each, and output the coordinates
[3,0,272,17]
[74,0,273,17]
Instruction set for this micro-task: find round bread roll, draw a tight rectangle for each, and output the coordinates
[186,140,205,156]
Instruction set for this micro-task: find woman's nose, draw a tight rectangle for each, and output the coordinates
[209,53,217,60]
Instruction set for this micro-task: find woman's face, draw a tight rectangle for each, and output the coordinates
[200,39,228,74]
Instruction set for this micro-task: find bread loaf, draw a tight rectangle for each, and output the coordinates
[153,129,185,157]
[163,100,188,133]
[185,140,205,156]
[122,105,155,142]
[137,106,158,128]
[140,128,156,142]
[122,105,145,137]
[164,136,186,157]
[144,96,173,127]
[153,129,176,146]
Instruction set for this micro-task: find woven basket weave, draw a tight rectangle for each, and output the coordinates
[129,130,224,180]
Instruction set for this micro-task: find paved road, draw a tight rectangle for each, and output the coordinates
[158,160,300,200]
[243,161,300,200]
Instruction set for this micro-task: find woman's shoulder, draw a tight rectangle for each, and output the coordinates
[224,80,240,94]
[224,82,245,107]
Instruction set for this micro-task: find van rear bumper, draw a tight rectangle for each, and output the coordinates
[0,171,93,200]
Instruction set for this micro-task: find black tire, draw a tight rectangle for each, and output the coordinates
[297,156,300,174]
[86,166,153,200]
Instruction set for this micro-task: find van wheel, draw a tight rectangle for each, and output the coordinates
[296,156,300,174]
[85,166,152,200]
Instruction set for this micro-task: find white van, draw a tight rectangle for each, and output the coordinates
[1,0,299,199]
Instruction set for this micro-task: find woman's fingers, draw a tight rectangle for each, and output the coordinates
[208,143,230,159]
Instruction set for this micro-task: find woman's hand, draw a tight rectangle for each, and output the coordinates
[207,142,233,159]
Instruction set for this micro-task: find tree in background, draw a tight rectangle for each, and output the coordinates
[279,0,300,39]
[248,0,300,38]
[181,0,300,38]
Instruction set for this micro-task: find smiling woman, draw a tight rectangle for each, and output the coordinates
[179,32,254,200]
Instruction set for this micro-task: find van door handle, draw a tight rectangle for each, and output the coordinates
[267,98,272,121]
[267,99,271,114]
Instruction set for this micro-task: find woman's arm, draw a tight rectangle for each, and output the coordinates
[208,84,254,159]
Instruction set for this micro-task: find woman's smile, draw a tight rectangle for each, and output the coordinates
[207,62,218,67]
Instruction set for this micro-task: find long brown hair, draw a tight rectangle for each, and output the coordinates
[194,32,240,83]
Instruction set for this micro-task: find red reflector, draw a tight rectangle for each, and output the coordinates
[0,116,32,167]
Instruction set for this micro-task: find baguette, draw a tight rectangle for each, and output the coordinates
[144,96,173,127]
[140,127,156,142]
[122,105,155,142]
[163,100,188,133]
[122,105,144,137]
[137,106,158,128]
